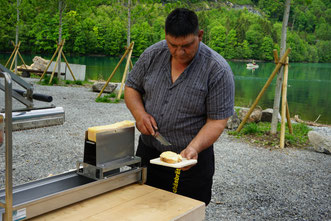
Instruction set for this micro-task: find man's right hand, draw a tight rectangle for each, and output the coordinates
[136,112,158,136]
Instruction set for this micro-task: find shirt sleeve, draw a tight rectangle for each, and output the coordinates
[125,51,148,94]
[206,66,235,120]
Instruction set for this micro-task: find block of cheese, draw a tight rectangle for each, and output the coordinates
[87,120,134,142]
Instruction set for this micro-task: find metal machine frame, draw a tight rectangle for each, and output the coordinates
[0,63,65,131]
[0,64,34,109]
[0,72,14,221]
[0,72,145,221]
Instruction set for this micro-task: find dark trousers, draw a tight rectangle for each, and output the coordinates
[136,137,215,205]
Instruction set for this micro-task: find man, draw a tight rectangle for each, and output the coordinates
[125,8,234,205]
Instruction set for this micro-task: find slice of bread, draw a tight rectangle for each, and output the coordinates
[160,151,182,164]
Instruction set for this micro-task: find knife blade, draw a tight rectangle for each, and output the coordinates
[154,131,172,146]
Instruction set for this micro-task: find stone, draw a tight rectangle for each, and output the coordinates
[261,108,282,122]
[92,82,117,94]
[31,56,49,71]
[238,107,262,123]
[261,108,273,122]
[227,112,241,130]
[308,131,331,154]
[17,64,32,70]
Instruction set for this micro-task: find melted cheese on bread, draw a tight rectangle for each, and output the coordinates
[160,151,182,164]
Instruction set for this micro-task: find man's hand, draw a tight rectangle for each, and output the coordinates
[179,118,229,171]
[180,146,198,171]
[136,112,158,136]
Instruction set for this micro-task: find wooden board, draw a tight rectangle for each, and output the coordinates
[29,184,205,221]
[150,158,197,168]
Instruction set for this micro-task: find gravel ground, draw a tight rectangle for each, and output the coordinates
[0,78,330,220]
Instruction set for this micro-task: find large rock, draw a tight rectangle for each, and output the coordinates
[92,82,117,94]
[17,64,32,70]
[261,108,282,122]
[227,112,241,130]
[31,56,49,71]
[261,108,273,122]
[308,131,331,154]
[238,107,262,123]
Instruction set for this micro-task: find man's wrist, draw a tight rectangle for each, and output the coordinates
[187,144,200,154]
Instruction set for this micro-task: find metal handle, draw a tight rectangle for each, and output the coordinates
[13,88,53,103]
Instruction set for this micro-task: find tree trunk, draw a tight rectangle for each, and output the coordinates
[270,0,291,134]
[58,0,63,79]
[15,0,20,74]
[127,0,131,47]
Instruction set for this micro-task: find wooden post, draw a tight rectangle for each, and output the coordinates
[130,59,133,69]
[11,41,28,69]
[280,57,289,148]
[5,44,18,68]
[9,41,21,72]
[49,41,64,84]
[236,48,291,133]
[40,40,63,82]
[286,102,293,134]
[117,42,134,100]
[97,42,134,98]
[274,49,293,135]
[273,49,279,64]
[61,51,76,81]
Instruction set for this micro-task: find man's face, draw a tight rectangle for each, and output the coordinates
[165,30,203,65]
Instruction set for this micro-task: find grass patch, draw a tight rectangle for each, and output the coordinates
[30,73,41,79]
[95,92,122,103]
[39,75,59,85]
[228,122,312,148]
[37,76,91,86]
[65,80,84,85]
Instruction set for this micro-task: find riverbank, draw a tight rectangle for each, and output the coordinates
[0,79,330,220]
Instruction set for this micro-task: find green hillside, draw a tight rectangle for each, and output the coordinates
[0,0,330,62]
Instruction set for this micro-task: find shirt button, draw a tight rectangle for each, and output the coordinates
[164,100,168,104]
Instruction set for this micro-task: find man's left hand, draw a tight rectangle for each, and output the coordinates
[180,146,198,171]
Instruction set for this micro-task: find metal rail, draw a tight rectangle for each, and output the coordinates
[0,71,13,221]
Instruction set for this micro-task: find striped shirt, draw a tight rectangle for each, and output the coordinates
[126,40,235,153]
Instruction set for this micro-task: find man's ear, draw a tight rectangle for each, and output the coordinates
[198,30,204,41]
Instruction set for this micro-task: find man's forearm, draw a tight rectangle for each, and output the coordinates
[124,86,146,121]
[124,86,157,135]
[188,118,228,154]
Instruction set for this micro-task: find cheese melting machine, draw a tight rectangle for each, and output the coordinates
[0,72,145,221]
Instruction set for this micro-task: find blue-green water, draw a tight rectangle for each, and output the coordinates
[1,53,330,124]
[229,61,331,125]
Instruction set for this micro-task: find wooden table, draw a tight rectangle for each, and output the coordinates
[29,184,205,221]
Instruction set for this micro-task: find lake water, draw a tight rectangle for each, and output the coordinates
[1,53,330,124]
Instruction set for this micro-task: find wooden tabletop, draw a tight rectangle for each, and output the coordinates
[29,184,205,221]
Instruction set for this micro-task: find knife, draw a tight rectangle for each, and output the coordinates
[154,131,172,146]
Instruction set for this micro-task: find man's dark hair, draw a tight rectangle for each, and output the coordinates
[165,8,199,37]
